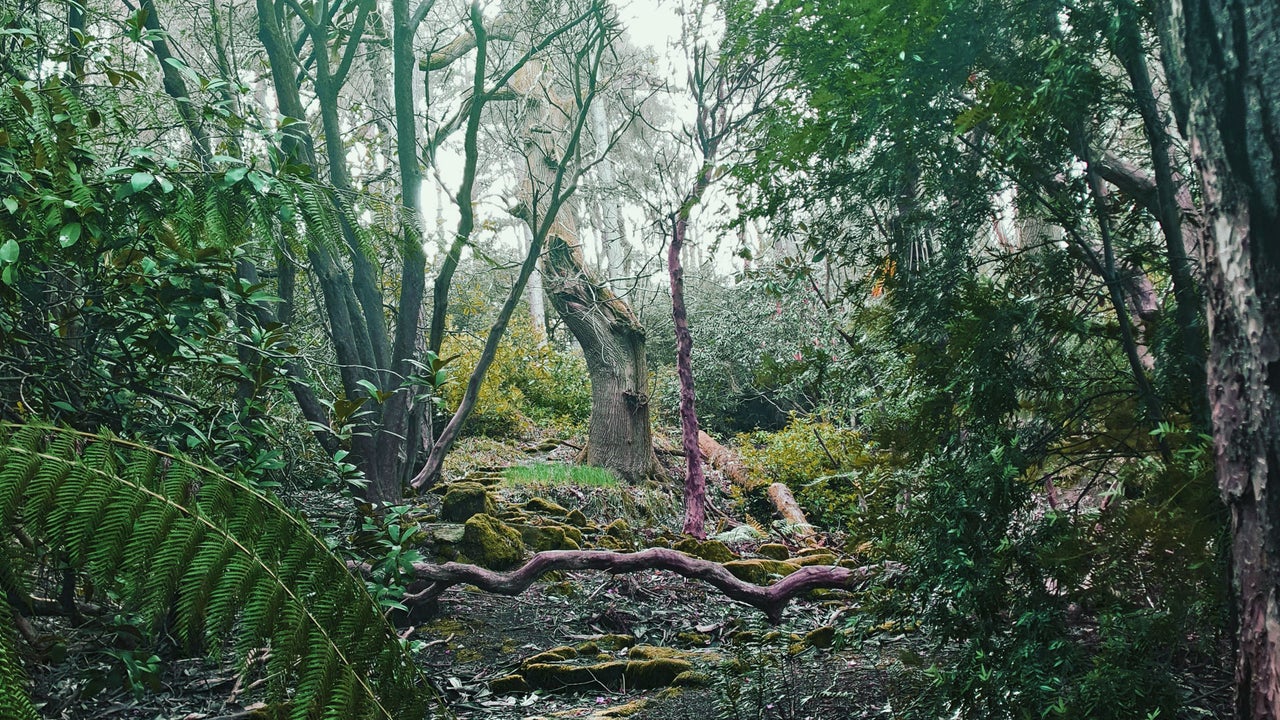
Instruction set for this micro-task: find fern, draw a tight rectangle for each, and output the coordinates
[0,599,40,720]
[0,424,433,719]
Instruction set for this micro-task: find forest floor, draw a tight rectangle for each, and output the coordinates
[24,431,921,720]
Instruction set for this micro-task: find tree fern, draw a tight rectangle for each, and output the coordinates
[0,424,433,719]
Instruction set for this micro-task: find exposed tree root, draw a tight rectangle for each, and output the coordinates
[397,548,902,623]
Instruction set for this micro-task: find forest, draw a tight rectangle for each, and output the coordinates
[0,0,1277,718]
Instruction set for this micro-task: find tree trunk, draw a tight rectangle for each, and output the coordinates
[669,214,706,537]
[543,235,658,482]
[1159,1,1280,715]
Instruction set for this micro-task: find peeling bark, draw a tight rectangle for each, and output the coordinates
[1158,0,1280,714]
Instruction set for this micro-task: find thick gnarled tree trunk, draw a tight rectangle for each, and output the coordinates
[543,235,658,482]
[1159,0,1280,715]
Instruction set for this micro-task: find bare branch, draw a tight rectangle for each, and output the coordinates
[391,549,903,623]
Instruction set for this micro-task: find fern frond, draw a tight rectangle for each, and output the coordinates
[0,424,432,719]
[0,600,40,720]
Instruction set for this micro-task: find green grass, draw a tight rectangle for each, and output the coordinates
[501,462,619,488]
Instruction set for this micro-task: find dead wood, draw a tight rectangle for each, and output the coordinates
[767,482,812,529]
[397,548,901,623]
[697,430,748,485]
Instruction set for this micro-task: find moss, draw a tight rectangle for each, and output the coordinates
[522,661,626,689]
[488,674,530,694]
[460,514,525,569]
[599,699,649,717]
[722,559,801,585]
[792,553,838,567]
[605,518,633,542]
[424,618,471,636]
[804,625,837,649]
[575,641,600,655]
[673,538,736,563]
[522,646,578,666]
[627,645,686,660]
[595,535,626,551]
[672,670,712,687]
[560,524,584,544]
[441,482,496,522]
[623,658,693,689]
[593,634,635,651]
[565,508,590,527]
[675,632,710,647]
[523,497,570,516]
[513,523,566,552]
[757,542,791,560]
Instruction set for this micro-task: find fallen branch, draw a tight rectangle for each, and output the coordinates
[697,430,748,485]
[398,548,902,623]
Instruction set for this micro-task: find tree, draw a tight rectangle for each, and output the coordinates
[1158,0,1280,714]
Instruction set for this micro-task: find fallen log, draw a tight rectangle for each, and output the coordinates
[697,430,748,485]
[397,548,902,623]
[767,482,813,530]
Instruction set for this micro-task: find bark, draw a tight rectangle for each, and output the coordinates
[544,235,658,482]
[767,482,812,529]
[389,548,901,623]
[670,211,706,537]
[698,430,748,486]
[1112,7,1210,429]
[1158,0,1280,715]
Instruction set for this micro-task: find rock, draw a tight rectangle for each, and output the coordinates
[524,497,570,517]
[675,632,711,647]
[441,482,495,522]
[604,518,633,543]
[627,645,684,660]
[489,674,530,694]
[560,525,584,544]
[673,538,736,563]
[565,509,590,527]
[792,553,838,567]
[757,543,791,560]
[522,661,627,689]
[513,523,568,552]
[722,559,801,585]
[672,670,711,687]
[522,646,578,666]
[592,634,635,651]
[804,625,837,649]
[460,514,525,569]
[624,658,694,689]
[426,523,466,544]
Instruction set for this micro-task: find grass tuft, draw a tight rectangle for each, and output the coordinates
[502,462,619,488]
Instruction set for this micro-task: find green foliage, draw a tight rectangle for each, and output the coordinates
[502,462,619,488]
[442,309,590,438]
[644,275,835,433]
[0,599,39,720]
[0,424,431,718]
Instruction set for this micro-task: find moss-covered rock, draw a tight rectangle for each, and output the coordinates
[672,670,711,687]
[565,508,590,527]
[488,674,530,694]
[522,646,578,666]
[675,632,711,647]
[560,524,584,544]
[673,538,736,563]
[593,634,635,651]
[804,625,837,649]
[605,519,633,543]
[792,553,838,567]
[441,482,495,522]
[756,543,791,560]
[722,559,801,585]
[624,658,693,689]
[627,645,685,660]
[513,523,568,552]
[522,661,627,689]
[460,514,525,569]
[524,497,570,517]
